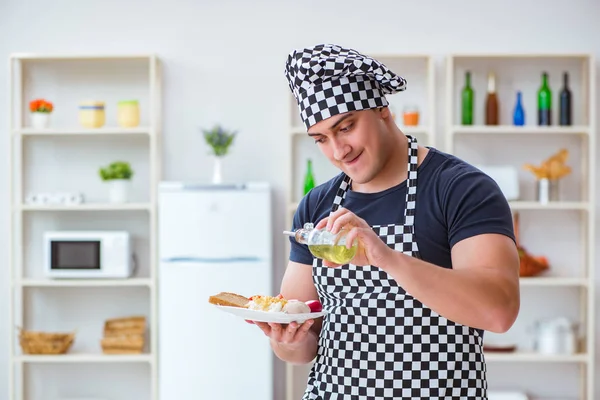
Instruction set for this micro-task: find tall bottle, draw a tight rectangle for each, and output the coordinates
[485,72,499,125]
[537,72,552,126]
[461,71,474,125]
[513,91,525,126]
[559,72,572,126]
[303,159,315,195]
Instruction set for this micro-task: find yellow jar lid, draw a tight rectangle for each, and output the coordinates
[79,101,105,109]
[118,100,138,105]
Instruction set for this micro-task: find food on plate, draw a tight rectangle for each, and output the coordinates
[283,300,311,314]
[305,300,323,313]
[208,291,323,315]
[247,294,288,312]
[208,292,250,308]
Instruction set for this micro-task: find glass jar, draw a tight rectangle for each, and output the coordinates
[284,222,357,265]
[117,100,140,128]
[79,101,105,128]
[402,105,420,126]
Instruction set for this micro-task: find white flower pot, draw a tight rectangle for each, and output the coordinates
[31,112,50,129]
[212,157,223,184]
[108,179,130,203]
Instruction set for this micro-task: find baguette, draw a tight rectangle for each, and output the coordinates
[208,292,250,308]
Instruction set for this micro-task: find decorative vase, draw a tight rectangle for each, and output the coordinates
[31,112,50,129]
[108,179,130,203]
[212,157,222,184]
[536,178,559,204]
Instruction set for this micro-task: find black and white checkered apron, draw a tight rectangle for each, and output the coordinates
[303,135,487,399]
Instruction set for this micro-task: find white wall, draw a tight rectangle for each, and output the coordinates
[1,0,600,399]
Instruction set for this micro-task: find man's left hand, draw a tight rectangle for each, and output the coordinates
[315,207,392,268]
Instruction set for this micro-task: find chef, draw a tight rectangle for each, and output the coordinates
[253,43,520,399]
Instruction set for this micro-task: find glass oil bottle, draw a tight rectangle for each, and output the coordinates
[284,222,357,265]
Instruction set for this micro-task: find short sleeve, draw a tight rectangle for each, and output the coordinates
[289,191,315,265]
[442,167,516,249]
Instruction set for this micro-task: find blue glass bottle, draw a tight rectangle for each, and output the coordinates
[513,91,525,126]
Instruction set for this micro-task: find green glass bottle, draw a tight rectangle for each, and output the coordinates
[538,72,552,126]
[461,71,474,125]
[559,72,572,126]
[303,159,315,195]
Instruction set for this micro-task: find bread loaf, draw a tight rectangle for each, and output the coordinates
[208,292,250,308]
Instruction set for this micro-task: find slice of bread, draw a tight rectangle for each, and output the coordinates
[208,292,250,308]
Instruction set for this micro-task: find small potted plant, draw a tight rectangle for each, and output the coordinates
[202,124,237,184]
[29,99,54,129]
[98,161,134,203]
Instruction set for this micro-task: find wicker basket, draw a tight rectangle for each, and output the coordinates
[103,316,146,336]
[101,334,145,354]
[518,248,549,277]
[514,212,550,277]
[18,327,75,355]
[101,316,146,354]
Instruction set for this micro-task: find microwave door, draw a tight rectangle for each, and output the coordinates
[51,240,101,269]
[47,239,102,278]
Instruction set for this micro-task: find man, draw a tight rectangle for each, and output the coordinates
[254,44,520,399]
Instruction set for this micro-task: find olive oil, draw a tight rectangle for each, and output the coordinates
[308,244,357,265]
[284,222,358,265]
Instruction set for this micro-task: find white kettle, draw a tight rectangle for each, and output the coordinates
[533,317,577,355]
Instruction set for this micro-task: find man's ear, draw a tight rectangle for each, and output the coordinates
[379,106,391,120]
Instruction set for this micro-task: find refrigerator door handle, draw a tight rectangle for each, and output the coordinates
[160,256,265,263]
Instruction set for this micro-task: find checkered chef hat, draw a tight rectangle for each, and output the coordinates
[284,43,407,130]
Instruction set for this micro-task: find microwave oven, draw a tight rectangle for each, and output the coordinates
[43,231,134,279]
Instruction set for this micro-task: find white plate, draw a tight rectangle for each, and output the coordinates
[213,305,325,324]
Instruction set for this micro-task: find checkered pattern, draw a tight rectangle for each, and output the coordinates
[303,136,487,399]
[285,43,407,129]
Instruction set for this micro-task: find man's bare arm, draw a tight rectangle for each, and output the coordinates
[255,260,321,365]
[379,233,520,333]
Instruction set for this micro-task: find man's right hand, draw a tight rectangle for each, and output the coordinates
[253,319,318,364]
[254,320,314,349]
[259,260,321,364]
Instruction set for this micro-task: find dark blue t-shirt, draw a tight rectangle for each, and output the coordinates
[289,147,515,268]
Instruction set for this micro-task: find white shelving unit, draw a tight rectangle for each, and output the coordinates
[446,53,595,399]
[8,54,162,400]
[284,54,437,400]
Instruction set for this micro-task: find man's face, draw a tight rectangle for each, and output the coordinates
[307,107,393,184]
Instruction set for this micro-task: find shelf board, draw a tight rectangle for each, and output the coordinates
[519,277,588,287]
[19,202,153,211]
[509,201,589,211]
[10,53,156,61]
[451,125,589,135]
[484,352,588,363]
[15,127,151,136]
[17,278,153,288]
[16,353,153,363]
[290,125,430,136]
[399,126,430,136]
[449,53,591,59]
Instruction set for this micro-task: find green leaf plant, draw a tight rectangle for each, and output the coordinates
[98,161,134,181]
[202,124,237,157]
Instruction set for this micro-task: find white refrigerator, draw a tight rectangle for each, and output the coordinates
[157,182,274,400]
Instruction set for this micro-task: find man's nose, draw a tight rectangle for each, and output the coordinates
[332,139,350,162]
